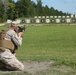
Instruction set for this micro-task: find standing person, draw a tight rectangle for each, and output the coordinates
[0,21,24,71]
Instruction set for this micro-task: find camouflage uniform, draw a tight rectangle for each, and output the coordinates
[0,29,24,71]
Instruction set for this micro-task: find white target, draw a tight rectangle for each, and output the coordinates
[66,19,71,23]
[36,19,40,23]
[26,19,30,23]
[46,19,50,23]
[56,19,60,23]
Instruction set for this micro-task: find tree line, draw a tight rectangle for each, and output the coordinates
[0,0,70,23]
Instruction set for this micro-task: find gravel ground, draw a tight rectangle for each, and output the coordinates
[23,61,54,74]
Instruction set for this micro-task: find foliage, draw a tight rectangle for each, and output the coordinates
[7,2,16,20]
[15,0,68,17]
[0,0,5,22]
[0,0,70,22]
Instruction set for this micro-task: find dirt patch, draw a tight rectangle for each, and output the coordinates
[22,61,54,74]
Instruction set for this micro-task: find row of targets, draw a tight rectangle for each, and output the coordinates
[24,18,76,24]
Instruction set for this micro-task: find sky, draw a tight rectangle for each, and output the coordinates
[14,0,76,14]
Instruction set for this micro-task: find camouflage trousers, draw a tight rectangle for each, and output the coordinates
[0,49,24,71]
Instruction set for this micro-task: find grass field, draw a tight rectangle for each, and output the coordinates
[0,25,76,75]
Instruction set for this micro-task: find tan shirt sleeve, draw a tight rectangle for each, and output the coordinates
[5,29,22,46]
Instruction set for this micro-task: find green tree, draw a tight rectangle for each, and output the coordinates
[7,2,16,20]
[14,0,70,18]
[0,0,5,22]
[27,1,37,17]
[16,0,29,17]
[36,0,43,16]
[30,1,37,16]
[43,5,50,16]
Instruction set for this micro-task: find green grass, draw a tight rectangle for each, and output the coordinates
[0,25,76,75]
[16,26,76,68]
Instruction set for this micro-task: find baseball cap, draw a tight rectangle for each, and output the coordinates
[11,21,20,26]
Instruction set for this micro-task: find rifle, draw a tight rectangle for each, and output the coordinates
[18,25,26,33]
